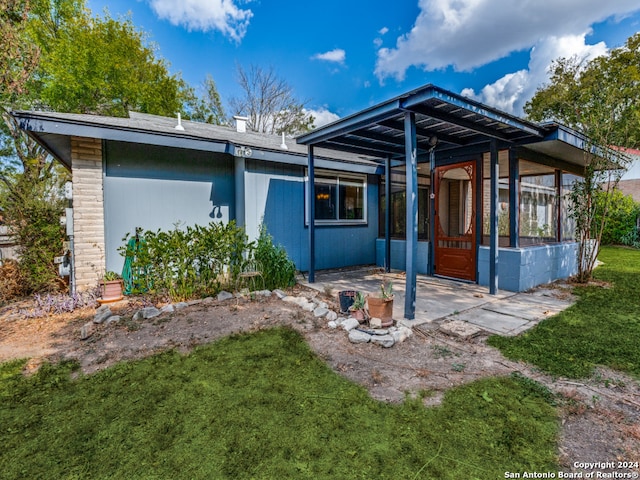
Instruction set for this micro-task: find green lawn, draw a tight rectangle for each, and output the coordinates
[489,246,640,379]
[1,328,558,479]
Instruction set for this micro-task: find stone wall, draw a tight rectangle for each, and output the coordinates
[71,137,105,290]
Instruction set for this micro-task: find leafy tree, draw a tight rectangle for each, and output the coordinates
[525,34,639,282]
[0,0,199,295]
[184,74,227,125]
[0,0,39,98]
[229,64,314,135]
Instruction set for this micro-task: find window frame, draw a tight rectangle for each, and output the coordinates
[305,169,368,226]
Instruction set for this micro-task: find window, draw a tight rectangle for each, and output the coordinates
[306,171,367,224]
[379,172,430,240]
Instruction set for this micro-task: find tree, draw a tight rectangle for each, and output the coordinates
[184,74,226,125]
[37,13,187,117]
[229,64,314,135]
[525,34,639,282]
[0,0,197,295]
[0,0,39,98]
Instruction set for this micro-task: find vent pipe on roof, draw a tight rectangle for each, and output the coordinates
[234,115,248,133]
[280,132,288,150]
[175,113,185,131]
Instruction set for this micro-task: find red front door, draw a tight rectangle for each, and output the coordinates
[434,161,477,281]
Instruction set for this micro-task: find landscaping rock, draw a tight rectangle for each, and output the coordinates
[342,318,360,331]
[80,322,95,340]
[273,289,287,299]
[302,302,316,312]
[217,291,234,302]
[439,319,482,339]
[348,329,372,344]
[175,302,189,310]
[370,334,395,348]
[255,290,272,297]
[105,315,120,325]
[328,320,338,329]
[391,326,413,344]
[139,306,161,319]
[325,311,338,322]
[369,317,382,328]
[93,305,112,324]
[313,307,329,318]
[316,301,328,309]
[161,304,175,314]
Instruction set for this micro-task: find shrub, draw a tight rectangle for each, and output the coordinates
[594,189,640,245]
[1,177,66,295]
[120,221,253,301]
[254,224,296,291]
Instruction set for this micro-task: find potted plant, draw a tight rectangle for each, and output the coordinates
[348,291,367,323]
[98,271,124,304]
[367,282,394,327]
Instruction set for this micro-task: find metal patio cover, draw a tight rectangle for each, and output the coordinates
[296,84,559,320]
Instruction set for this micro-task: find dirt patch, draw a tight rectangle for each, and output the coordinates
[1,288,639,473]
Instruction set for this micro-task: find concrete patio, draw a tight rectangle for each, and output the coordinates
[301,267,575,337]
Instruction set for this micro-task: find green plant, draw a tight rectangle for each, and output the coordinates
[253,223,296,291]
[349,291,366,311]
[119,221,252,301]
[380,281,393,299]
[102,271,121,281]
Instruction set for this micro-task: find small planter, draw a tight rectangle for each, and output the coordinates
[350,308,366,323]
[367,296,394,327]
[338,290,357,313]
[98,279,124,304]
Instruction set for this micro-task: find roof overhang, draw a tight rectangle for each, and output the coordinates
[11,110,381,174]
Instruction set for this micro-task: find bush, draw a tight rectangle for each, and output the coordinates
[594,189,640,245]
[254,224,296,291]
[120,221,253,301]
[2,177,66,295]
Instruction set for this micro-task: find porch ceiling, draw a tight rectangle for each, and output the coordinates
[296,84,588,170]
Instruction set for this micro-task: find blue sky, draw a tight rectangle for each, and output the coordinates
[87,0,640,126]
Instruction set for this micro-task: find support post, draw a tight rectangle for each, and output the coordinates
[308,146,315,283]
[404,112,418,320]
[556,170,562,242]
[384,156,391,273]
[428,146,436,276]
[489,140,499,294]
[509,148,519,248]
[234,156,245,227]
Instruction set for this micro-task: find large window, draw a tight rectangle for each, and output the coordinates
[379,171,430,240]
[307,171,367,224]
[519,160,558,245]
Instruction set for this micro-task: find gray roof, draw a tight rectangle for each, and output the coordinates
[11,110,381,174]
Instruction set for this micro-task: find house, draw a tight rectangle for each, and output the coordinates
[13,84,606,319]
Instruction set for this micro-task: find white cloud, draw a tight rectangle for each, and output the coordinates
[305,107,340,128]
[147,0,253,42]
[375,0,640,114]
[379,26,389,35]
[312,49,346,64]
[463,34,608,114]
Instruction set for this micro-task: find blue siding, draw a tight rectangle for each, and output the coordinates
[478,243,578,291]
[245,160,379,272]
[375,239,430,274]
[103,141,234,273]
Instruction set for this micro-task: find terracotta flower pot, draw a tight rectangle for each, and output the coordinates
[350,308,366,323]
[98,279,124,304]
[367,296,394,327]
